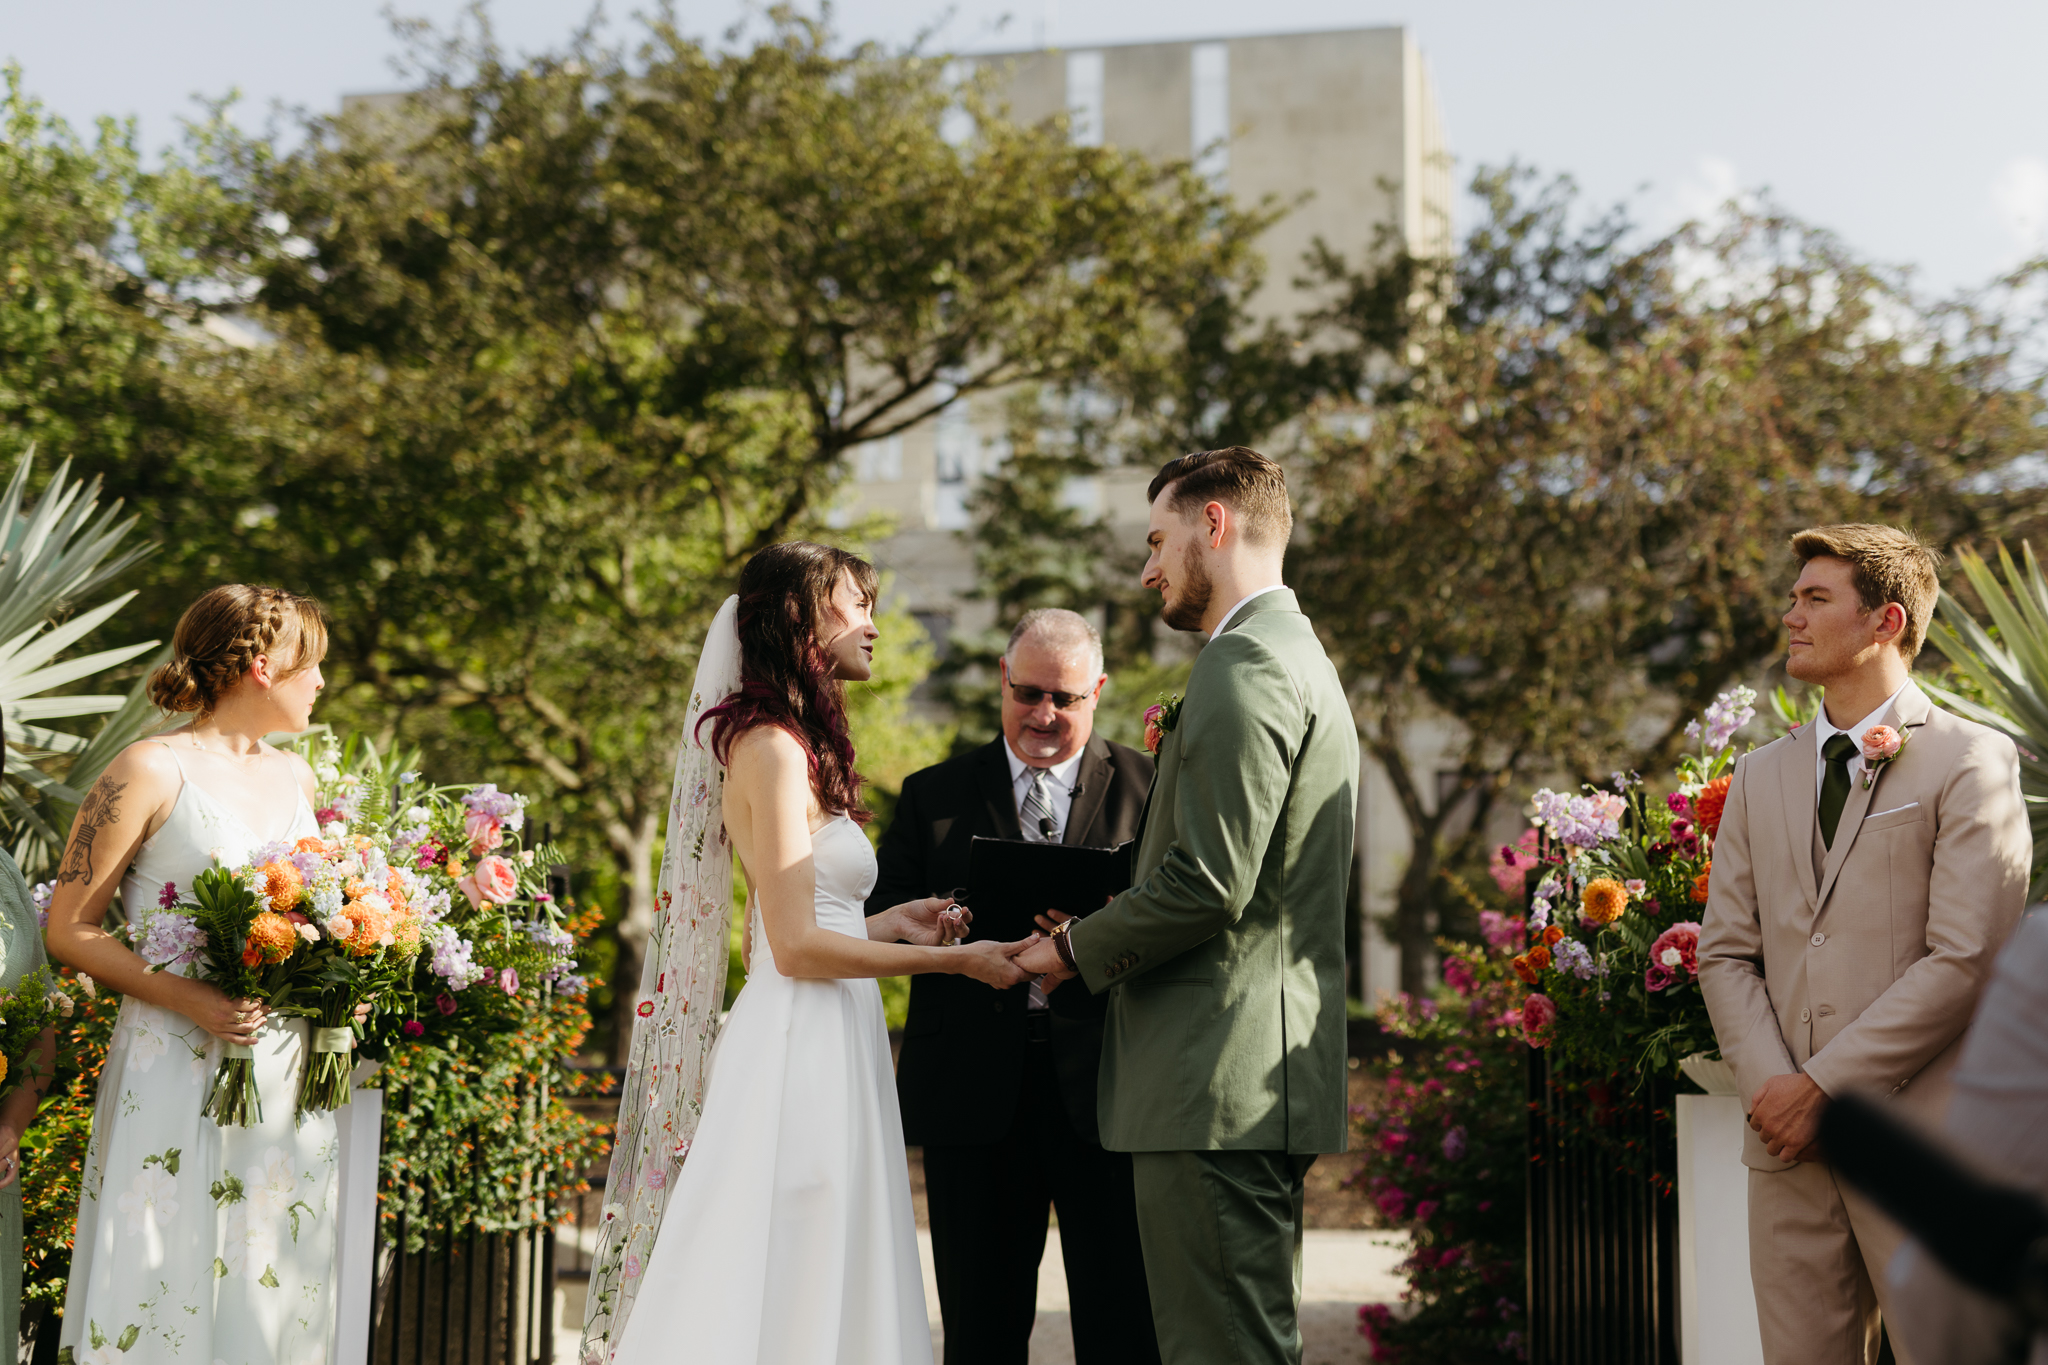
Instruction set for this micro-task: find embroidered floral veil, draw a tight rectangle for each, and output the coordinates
[580,594,741,1362]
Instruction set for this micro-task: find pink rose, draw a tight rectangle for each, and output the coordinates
[1142,704,1165,756]
[1649,921,1701,980]
[458,854,520,908]
[1520,992,1557,1048]
[465,810,505,856]
[1862,724,1902,763]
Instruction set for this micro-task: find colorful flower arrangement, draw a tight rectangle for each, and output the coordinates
[132,735,579,1125]
[1353,913,1531,1362]
[1504,687,1759,1083]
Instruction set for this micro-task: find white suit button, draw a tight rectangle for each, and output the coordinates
[1810,932,1826,946]
[1799,1007,1810,1022]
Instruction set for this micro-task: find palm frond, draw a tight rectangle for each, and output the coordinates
[1923,542,2048,898]
[0,450,161,875]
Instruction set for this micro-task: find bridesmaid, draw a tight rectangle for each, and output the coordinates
[45,585,338,1365]
[0,844,57,1351]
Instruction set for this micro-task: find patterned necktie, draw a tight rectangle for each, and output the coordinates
[1818,732,1858,849]
[1020,769,1057,1011]
[1022,768,1059,844]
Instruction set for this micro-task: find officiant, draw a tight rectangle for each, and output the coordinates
[868,608,1159,1365]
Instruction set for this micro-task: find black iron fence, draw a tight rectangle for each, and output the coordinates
[1525,1047,1679,1364]
[368,1222,556,1365]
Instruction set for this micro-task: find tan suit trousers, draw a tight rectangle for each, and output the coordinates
[1748,1162,1911,1365]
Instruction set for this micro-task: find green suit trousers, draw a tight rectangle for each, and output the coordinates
[1131,1150,1318,1365]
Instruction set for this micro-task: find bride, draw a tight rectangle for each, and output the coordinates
[583,543,1036,1364]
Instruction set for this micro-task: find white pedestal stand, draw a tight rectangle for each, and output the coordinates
[330,1067,386,1365]
[1676,1091,1764,1365]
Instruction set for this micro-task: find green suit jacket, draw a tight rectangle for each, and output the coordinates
[1073,588,1357,1154]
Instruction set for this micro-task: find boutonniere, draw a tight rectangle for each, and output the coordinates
[1142,693,1184,756]
[1860,724,1906,788]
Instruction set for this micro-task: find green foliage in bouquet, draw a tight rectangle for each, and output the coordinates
[1506,689,1761,1090]
[0,967,67,1102]
[186,866,269,1126]
[1353,921,1530,1362]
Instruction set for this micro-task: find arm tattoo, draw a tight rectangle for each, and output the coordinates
[56,776,128,887]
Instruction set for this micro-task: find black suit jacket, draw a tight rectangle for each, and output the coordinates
[867,732,1153,1146]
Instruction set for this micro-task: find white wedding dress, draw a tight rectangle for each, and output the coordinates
[612,814,933,1364]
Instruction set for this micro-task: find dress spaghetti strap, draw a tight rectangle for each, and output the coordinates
[149,737,189,780]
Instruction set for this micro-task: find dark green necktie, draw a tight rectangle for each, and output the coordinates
[1818,732,1858,849]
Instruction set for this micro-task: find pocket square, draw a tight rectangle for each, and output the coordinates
[1865,801,1921,819]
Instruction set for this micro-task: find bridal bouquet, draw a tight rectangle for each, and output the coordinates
[1503,687,1759,1084]
[140,833,428,1124]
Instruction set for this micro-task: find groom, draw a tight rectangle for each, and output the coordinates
[1015,446,1357,1365]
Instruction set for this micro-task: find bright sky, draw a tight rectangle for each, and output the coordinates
[6,0,2045,297]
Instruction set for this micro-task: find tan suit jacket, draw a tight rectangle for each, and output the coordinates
[1699,683,2030,1171]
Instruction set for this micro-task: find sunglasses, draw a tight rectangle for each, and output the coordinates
[1007,681,1094,711]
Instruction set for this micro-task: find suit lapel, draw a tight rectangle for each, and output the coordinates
[1064,735,1113,846]
[1815,685,1932,912]
[976,740,1025,841]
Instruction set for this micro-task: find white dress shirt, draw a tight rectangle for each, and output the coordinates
[1812,680,1917,800]
[1003,741,1083,840]
[1212,584,1288,637]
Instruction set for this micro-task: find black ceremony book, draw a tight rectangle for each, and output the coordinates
[961,836,1135,943]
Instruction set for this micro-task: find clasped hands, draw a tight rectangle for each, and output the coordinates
[881,898,1080,990]
[1747,1072,1829,1163]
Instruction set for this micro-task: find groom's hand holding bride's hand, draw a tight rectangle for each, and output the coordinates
[1013,909,1077,989]
[954,935,1042,988]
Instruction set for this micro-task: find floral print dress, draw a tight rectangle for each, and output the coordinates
[61,746,336,1365]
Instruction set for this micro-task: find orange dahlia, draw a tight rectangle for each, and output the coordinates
[256,861,304,914]
[1542,924,1565,947]
[1581,877,1628,925]
[294,836,328,855]
[246,911,299,965]
[1527,944,1553,973]
[1512,954,1539,985]
[1692,863,1712,903]
[336,901,392,957]
[1695,775,1733,838]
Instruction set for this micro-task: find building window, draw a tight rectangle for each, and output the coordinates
[854,435,903,483]
[1191,42,1228,188]
[1066,51,1104,148]
[932,380,979,531]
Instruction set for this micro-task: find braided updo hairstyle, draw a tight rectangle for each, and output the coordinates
[146,585,329,718]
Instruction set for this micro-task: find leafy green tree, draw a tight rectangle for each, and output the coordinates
[1297,171,2048,993]
[3,13,1264,1054]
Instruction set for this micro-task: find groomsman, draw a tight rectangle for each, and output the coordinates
[1700,524,2032,1364]
[868,609,1160,1365]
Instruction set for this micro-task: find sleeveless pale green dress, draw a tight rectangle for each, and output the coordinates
[0,849,49,1349]
[60,745,336,1365]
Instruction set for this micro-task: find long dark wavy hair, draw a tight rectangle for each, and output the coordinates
[698,542,878,824]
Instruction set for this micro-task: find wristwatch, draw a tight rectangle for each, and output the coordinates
[1050,917,1079,974]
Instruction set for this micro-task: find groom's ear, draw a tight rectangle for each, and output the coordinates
[1203,499,1231,549]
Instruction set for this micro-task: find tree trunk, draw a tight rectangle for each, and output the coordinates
[606,812,662,1067]
[1393,826,1440,997]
